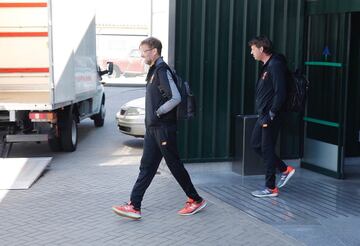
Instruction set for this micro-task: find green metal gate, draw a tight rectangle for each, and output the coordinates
[174,0,304,162]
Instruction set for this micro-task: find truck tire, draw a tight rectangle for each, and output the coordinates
[48,128,62,152]
[60,112,78,152]
[93,98,105,127]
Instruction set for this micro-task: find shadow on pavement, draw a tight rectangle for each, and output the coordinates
[123,139,144,149]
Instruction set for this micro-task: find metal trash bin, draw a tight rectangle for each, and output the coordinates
[232,115,265,175]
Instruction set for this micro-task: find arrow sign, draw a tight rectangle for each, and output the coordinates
[322,46,331,61]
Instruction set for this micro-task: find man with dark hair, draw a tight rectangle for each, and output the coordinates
[248,35,295,198]
[112,37,206,219]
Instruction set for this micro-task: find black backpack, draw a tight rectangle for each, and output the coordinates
[284,69,309,112]
[167,67,196,120]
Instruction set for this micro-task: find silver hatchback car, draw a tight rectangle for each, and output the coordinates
[116,97,146,137]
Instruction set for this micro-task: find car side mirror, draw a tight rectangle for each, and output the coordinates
[107,62,113,75]
[97,61,114,81]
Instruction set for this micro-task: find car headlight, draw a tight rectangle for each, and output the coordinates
[126,107,145,116]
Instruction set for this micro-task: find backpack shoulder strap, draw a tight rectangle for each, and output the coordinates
[149,62,167,83]
[158,63,178,85]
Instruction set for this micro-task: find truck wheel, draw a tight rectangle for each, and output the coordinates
[60,112,78,152]
[93,99,105,127]
[48,128,62,152]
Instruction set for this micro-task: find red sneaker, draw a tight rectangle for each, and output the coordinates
[178,198,207,216]
[112,202,141,220]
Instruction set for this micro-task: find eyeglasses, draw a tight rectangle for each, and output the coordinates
[140,48,155,54]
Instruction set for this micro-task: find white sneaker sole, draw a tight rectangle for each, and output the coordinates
[251,192,278,198]
[278,169,296,188]
[178,201,207,216]
[112,207,141,220]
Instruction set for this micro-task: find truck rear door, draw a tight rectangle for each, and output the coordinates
[0,1,51,110]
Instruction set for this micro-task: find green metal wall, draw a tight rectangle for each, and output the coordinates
[346,13,360,157]
[307,0,360,15]
[174,0,304,162]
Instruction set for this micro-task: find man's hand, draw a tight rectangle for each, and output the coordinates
[261,112,275,128]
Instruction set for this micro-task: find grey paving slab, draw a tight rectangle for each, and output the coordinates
[189,165,360,246]
[0,161,301,246]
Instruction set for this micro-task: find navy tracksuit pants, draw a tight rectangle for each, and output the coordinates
[130,125,201,210]
[251,114,288,189]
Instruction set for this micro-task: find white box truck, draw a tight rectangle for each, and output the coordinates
[0,0,112,154]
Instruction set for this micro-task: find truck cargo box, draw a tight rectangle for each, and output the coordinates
[0,0,98,111]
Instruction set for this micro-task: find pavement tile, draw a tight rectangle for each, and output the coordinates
[0,92,302,246]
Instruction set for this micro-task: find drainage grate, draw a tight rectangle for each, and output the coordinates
[200,179,360,225]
